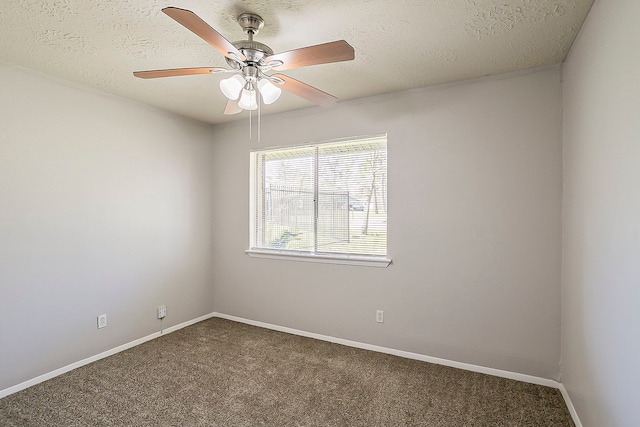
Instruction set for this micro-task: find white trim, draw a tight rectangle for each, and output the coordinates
[558,383,583,427]
[245,249,392,268]
[0,312,216,399]
[249,133,388,155]
[212,312,558,388]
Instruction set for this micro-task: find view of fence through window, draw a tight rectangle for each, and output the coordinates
[251,135,387,257]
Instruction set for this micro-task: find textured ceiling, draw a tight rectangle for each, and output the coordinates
[0,0,594,125]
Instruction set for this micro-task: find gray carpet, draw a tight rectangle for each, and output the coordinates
[0,318,574,426]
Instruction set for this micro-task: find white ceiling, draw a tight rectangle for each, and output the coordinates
[0,0,593,125]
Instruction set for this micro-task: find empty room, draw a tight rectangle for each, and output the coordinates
[0,0,637,426]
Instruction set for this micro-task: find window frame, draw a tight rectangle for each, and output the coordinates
[247,135,391,268]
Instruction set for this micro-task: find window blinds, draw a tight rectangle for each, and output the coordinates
[251,135,387,258]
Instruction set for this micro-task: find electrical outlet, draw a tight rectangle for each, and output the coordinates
[376,310,384,323]
[157,305,166,319]
[97,314,107,329]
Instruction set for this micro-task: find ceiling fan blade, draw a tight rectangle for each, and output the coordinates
[162,7,246,62]
[224,99,243,115]
[133,67,227,79]
[272,74,338,107]
[265,40,354,71]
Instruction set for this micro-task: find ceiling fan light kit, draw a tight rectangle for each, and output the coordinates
[219,74,245,100]
[133,7,355,117]
[257,79,281,105]
[238,88,258,111]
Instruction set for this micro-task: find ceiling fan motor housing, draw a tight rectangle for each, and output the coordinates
[229,40,273,65]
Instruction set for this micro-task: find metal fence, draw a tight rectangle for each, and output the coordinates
[264,186,349,249]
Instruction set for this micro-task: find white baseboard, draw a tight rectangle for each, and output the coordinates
[213,312,583,427]
[0,310,582,427]
[558,383,583,427]
[0,312,216,399]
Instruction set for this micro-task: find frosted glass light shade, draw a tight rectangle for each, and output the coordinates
[238,88,258,110]
[219,75,245,100]
[257,79,282,104]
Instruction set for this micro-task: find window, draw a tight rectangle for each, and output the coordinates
[248,135,389,266]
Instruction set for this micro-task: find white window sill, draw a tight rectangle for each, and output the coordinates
[245,249,392,268]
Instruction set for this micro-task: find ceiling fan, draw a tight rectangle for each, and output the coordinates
[133,7,355,115]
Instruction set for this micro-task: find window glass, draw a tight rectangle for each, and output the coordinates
[250,135,387,258]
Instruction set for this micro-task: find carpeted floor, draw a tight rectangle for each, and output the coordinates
[0,318,574,426]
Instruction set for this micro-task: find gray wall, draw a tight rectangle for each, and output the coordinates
[562,0,640,425]
[212,67,564,379]
[0,63,216,391]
